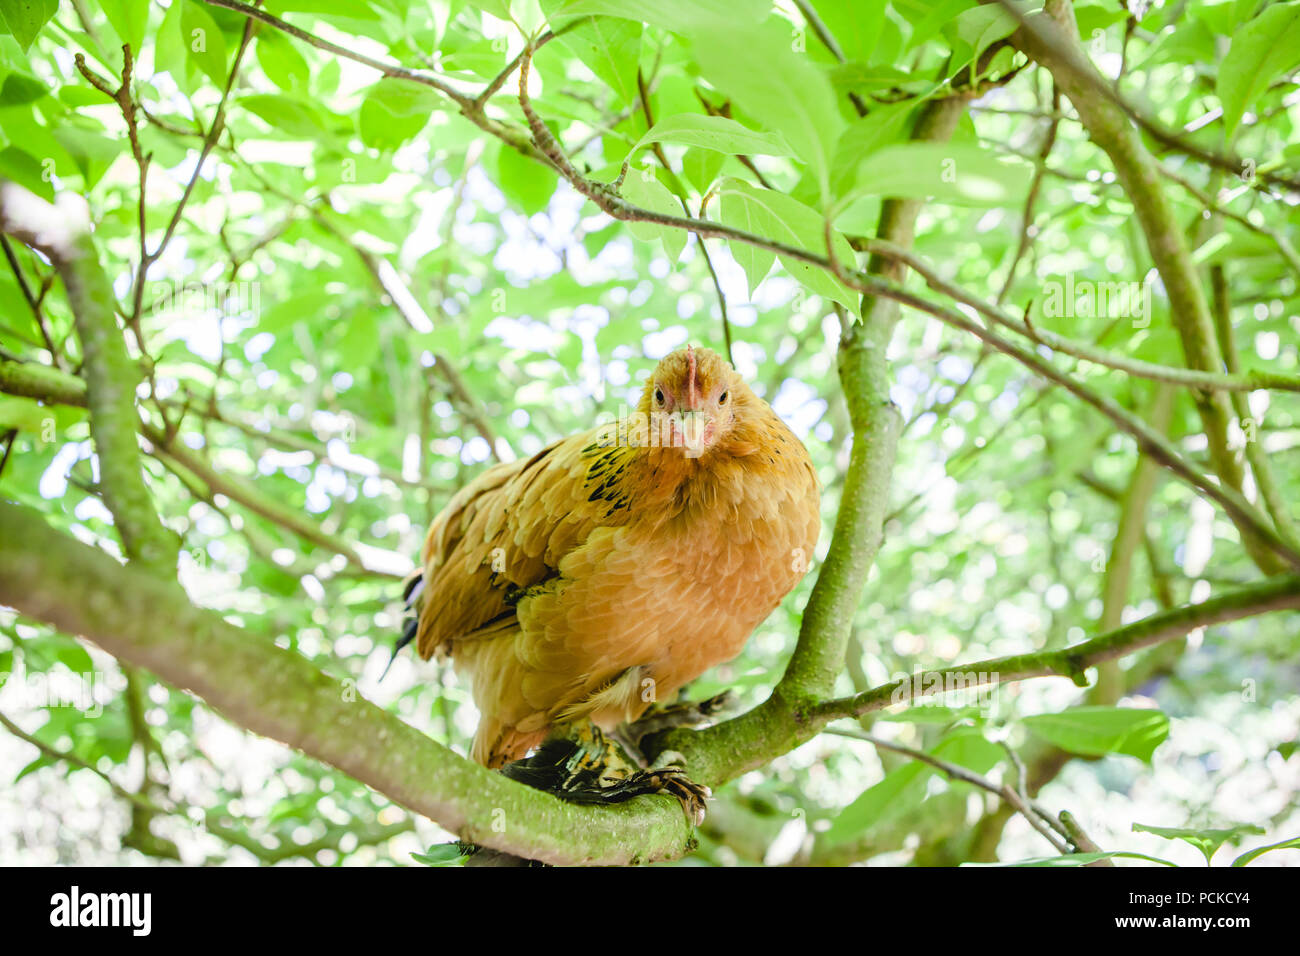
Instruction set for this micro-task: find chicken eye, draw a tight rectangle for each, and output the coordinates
[718,391,728,404]
[655,387,665,405]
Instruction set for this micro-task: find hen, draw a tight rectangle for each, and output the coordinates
[400,345,819,813]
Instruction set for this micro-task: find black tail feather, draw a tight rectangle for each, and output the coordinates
[401,570,424,603]
[382,571,423,681]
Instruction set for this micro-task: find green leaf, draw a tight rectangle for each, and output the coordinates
[1218,1,1300,138]
[265,0,382,24]
[967,850,1179,867]
[437,35,508,81]
[898,0,976,52]
[837,142,1032,209]
[557,16,641,105]
[358,79,439,151]
[100,0,149,55]
[550,0,766,35]
[0,0,58,52]
[1023,706,1169,762]
[681,146,725,192]
[691,18,845,202]
[945,4,1018,72]
[411,843,465,866]
[932,726,1004,773]
[830,100,916,198]
[0,70,44,104]
[1133,822,1266,864]
[59,86,108,108]
[831,62,937,97]
[259,288,335,334]
[0,394,47,432]
[256,31,311,93]
[268,792,317,824]
[620,167,686,262]
[46,633,95,673]
[465,0,515,22]
[824,761,928,844]
[180,0,229,85]
[241,93,326,140]
[53,126,123,189]
[631,114,795,160]
[1232,834,1300,867]
[15,753,56,782]
[154,0,192,93]
[337,310,380,368]
[0,144,52,202]
[716,176,856,309]
[804,0,888,63]
[715,181,771,296]
[824,728,1001,845]
[311,148,391,190]
[495,140,557,215]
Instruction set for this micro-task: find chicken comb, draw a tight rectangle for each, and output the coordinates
[686,344,698,408]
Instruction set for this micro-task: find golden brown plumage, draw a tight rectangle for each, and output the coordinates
[412,346,820,768]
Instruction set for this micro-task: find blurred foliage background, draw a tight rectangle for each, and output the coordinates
[0,0,1298,866]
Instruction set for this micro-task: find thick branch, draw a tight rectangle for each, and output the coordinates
[653,99,967,783]
[783,98,965,701]
[990,0,1300,191]
[0,356,86,405]
[4,499,1294,863]
[0,500,691,866]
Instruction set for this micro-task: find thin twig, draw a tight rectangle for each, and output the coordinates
[827,726,1073,854]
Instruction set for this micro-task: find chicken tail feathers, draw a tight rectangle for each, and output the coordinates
[382,571,424,681]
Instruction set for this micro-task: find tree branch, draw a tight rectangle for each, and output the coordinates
[862,239,1300,395]
[0,357,404,576]
[990,0,1300,192]
[838,271,1300,570]
[826,726,1072,854]
[996,0,1287,574]
[4,498,1292,864]
[810,572,1300,721]
[0,181,178,574]
[0,499,691,866]
[650,98,967,785]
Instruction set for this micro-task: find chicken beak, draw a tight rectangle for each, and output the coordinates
[679,411,708,455]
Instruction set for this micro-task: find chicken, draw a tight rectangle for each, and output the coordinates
[401,345,820,799]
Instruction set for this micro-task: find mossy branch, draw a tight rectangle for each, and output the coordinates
[0,181,177,574]
[809,573,1300,722]
[780,97,966,702]
[0,499,691,866]
[3,498,1292,863]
